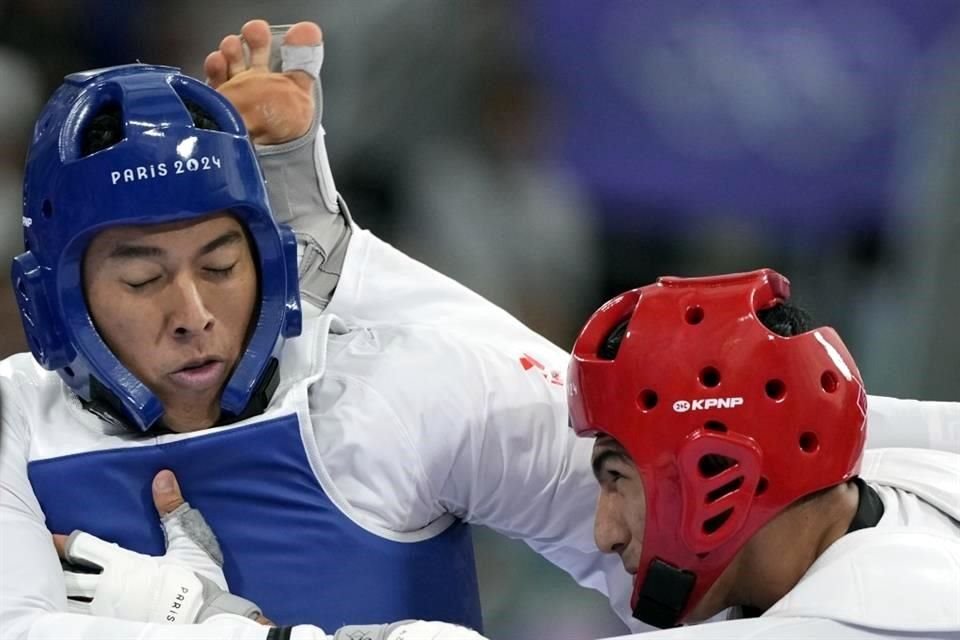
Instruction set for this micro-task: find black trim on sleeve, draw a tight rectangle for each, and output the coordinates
[266,627,293,640]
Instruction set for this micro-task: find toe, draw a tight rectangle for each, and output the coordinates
[283,21,323,48]
[204,51,228,88]
[219,34,246,78]
[241,19,272,69]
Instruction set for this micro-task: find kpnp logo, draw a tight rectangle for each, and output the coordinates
[673,397,744,413]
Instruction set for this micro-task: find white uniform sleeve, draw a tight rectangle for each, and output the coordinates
[332,232,960,456]
[390,332,640,631]
[865,395,959,452]
[595,616,959,640]
[454,345,642,632]
[0,403,269,640]
[309,325,643,631]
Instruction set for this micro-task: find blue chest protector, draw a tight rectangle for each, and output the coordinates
[29,414,483,630]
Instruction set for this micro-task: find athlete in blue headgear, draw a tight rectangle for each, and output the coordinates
[2,19,958,640]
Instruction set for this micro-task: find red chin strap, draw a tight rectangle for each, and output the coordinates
[568,269,867,628]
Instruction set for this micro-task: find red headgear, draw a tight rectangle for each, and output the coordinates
[568,269,866,628]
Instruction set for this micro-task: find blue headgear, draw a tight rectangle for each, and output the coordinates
[12,64,302,432]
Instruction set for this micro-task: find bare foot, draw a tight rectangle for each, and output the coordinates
[204,20,322,145]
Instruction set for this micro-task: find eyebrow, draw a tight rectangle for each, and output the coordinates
[108,229,243,260]
[591,447,633,481]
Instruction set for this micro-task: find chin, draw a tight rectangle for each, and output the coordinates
[162,406,221,433]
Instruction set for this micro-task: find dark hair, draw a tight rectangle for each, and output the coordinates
[81,101,221,157]
[81,105,124,156]
[756,302,812,337]
[599,301,811,361]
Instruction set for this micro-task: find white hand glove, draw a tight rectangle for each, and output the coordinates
[61,528,260,623]
[59,471,261,623]
[159,500,229,589]
[384,621,487,640]
[325,620,487,640]
[263,619,485,640]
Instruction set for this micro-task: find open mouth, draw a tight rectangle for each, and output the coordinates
[168,358,225,391]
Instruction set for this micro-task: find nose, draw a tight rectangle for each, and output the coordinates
[594,490,629,556]
[167,275,215,339]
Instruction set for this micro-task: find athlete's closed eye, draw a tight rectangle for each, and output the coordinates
[124,275,161,290]
[204,262,237,279]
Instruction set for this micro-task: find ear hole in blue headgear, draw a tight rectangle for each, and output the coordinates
[80,103,124,156]
[168,74,244,136]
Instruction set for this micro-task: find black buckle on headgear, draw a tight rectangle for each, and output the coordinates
[632,559,696,629]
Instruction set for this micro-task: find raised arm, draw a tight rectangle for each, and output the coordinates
[349,328,646,633]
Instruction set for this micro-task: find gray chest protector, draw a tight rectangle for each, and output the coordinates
[253,28,351,310]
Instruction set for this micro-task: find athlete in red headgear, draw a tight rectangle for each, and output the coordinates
[569,269,960,638]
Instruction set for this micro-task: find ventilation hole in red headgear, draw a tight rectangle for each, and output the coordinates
[704,420,727,433]
[703,508,734,534]
[799,431,820,453]
[756,477,769,496]
[685,306,704,325]
[637,389,658,411]
[696,552,709,560]
[706,476,744,503]
[820,371,839,393]
[698,454,736,478]
[699,366,721,388]
[765,379,786,400]
[41,200,53,219]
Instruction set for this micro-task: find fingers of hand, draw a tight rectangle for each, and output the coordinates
[52,533,69,560]
[66,598,90,615]
[152,469,185,516]
[385,621,489,640]
[63,570,99,600]
[62,531,115,571]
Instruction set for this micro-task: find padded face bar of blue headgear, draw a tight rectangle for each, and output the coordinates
[14,63,302,431]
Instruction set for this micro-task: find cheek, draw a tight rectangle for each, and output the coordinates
[86,283,162,371]
[215,269,258,335]
[624,480,648,541]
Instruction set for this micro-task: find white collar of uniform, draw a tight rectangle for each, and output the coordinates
[764,524,960,631]
[762,449,960,631]
[859,448,960,521]
[272,298,350,402]
[322,225,371,322]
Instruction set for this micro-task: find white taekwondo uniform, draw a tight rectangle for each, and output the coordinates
[597,448,960,639]
[2,226,958,640]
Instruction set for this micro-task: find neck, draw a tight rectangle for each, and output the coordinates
[162,403,221,432]
[727,481,860,613]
